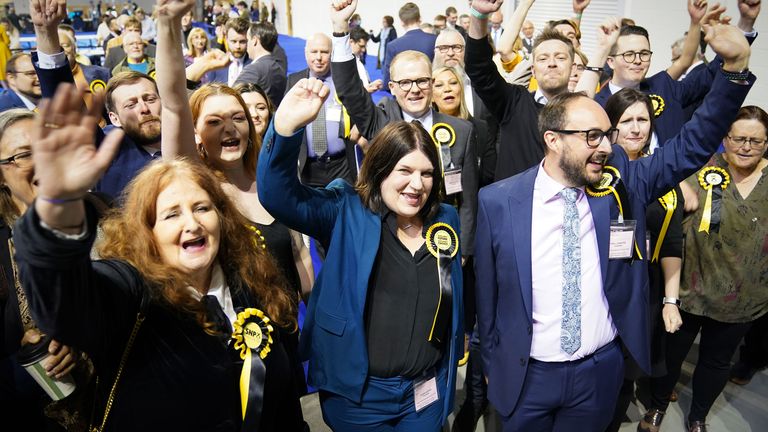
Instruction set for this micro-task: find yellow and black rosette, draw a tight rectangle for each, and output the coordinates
[246,225,267,249]
[586,166,643,259]
[425,222,458,344]
[89,79,107,94]
[649,94,665,117]
[232,308,273,431]
[697,166,730,234]
[652,189,677,262]
[149,70,157,80]
[431,122,456,148]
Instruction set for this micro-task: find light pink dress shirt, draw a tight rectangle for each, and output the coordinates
[529,162,617,361]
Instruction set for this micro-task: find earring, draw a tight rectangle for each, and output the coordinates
[197,143,208,159]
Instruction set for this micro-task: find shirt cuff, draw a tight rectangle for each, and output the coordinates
[40,218,89,240]
[36,50,68,70]
[743,29,757,38]
[332,34,355,63]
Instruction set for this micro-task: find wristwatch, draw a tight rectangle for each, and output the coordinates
[720,66,750,82]
[662,297,682,307]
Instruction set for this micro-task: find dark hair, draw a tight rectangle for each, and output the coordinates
[532,28,574,60]
[233,82,276,131]
[383,15,394,27]
[399,2,421,25]
[538,92,588,149]
[445,6,457,15]
[434,14,446,22]
[548,18,580,40]
[249,21,278,52]
[611,25,650,55]
[350,27,369,43]
[124,16,142,32]
[731,106,768,135]
[214,14,229,27]
[224,16,249,36]
[105,70,158,113]
[356,121,442,222]
[605,88,655,151]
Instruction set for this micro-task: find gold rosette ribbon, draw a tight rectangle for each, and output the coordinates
[232,308,273,431]
[89,79,107,94]
[697,167,730,234]
[587,166,644,259]
[649,94,666,117]
[652,189,677,262]
[425,222,458,344]
[431,123,457,177]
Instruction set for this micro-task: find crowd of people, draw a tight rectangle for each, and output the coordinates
[0,0,765,431]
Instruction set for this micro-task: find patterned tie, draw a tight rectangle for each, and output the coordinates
[312,93,328,157]
[559,187,581,355]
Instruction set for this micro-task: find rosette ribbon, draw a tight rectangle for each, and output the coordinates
[697,167,730,234]
[232,308,274,431]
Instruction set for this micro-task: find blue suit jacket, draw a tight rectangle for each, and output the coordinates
[0,89,28,112]
[205,55,252,84]
[257,123,464,422]
[474,72,754,417]
[381,29,437,86]
[81,63,111,85]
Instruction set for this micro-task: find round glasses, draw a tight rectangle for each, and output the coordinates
[552,128,620,148]
[614,50,653,63]
[391,77,433,92]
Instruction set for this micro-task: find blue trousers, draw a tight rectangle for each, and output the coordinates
[501,340,624,432]
[320,368,446,432]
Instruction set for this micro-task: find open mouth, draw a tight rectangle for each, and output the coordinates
[402,192,422,206]
[182,237,206,251]
[442,95,456,103]
[221,138,240,148]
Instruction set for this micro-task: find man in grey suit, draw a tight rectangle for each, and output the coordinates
[331,0,478,258]
[234,21,286,106]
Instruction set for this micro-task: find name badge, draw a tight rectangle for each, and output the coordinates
[326,105,342,122]
[609,220,637,260]
[413,369,439,412]
[444,168,463,195]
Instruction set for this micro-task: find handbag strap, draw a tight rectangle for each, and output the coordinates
[91,310,145,432]
[8,238,34,331]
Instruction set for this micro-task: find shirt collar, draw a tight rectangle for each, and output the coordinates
[534,89,549,105]
[15,92,36,110]
[402,108,434,131]
[535,160,585,203]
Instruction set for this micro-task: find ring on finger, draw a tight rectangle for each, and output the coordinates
[44,122,62,129]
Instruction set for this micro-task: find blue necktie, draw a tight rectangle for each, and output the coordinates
[559,187,581,355]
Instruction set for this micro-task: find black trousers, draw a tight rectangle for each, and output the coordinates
[736,312,768,370]
[649,310,752,422]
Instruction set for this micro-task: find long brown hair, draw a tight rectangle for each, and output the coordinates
[98,159,296,331]
[189,83,261,176]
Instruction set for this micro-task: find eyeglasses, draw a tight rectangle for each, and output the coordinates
[727,135,767,149]
[7,70,37,78]
[552,128,619,148]
[435,44,464,54]
[614,50,653,63]
[391,77,433,92]
[0,150,33,168]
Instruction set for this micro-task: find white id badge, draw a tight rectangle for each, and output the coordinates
[609,220,637,259]
[326,105,342,121]
[444,169,463,195]
[413,369,439,412]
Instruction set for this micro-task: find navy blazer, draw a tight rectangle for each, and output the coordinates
[0,89,28,112]
[381,29,437,86]
[257,123,464,422]
[474,72,754,417]
[205,55,252,85]
[81,63,111,85]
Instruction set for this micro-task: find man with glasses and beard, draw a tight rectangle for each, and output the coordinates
[1,54,41,111]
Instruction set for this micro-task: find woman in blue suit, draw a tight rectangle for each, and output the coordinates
[257,77,464,431]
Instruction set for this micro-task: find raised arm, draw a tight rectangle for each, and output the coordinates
[496,0,535,61]
[155,0,197,159]
[572,0,590,28]
[666,0,707,80]
[574,17,620,97]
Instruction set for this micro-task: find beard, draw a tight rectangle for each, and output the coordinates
[122,116,161,145]
[559,146,607,187]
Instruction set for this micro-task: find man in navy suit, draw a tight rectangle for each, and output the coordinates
[381,2,437,87]
[472,0,754,428]
[0,53,41,112]
[205,16,251,86]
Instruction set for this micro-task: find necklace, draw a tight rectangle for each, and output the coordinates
[401,224,413,230]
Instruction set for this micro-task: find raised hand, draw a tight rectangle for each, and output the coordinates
[702,7,751,71]
[689,0,708,23]
[596,17,621,49]
[471,0,505,15]
[274,77,330,136]
[33,84,123,202]
[29,0,67,29]
[330,0,357,32]
[156,0,195,21]
[738,0,761,31]
[573,0,591,14]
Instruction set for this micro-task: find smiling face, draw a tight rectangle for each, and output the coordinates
[0,118,36,210]
[615,102,651,159]
[389,56,433,118]
[195,94,251,168]
[432,69,463,116]
[7,56,41,100]
[532,39,572,97]
[608,35,652,88]
[152,178,221,289]
[305,34,332,76]
[380,149,435,220]
[240,91,270,136]
[724,119,768,173]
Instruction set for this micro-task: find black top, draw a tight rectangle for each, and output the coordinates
[365,213,444,378]
[465,35,545,181]
[13,204,305,432]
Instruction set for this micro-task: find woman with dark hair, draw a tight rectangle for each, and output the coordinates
[13,84,303,431]
[258,77,464,431]
[641,105,768,432]
[601,88,685,432]
[234,82,275,138]
[370,15,397,69]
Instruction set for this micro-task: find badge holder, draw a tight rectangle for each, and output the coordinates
[609,219,637,260]
[413,368,439,412]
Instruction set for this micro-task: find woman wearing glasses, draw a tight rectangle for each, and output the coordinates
[641,106,768,432]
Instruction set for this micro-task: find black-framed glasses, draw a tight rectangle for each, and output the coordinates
[613,50,653,63]
[7,70,38,78]
[727,135,767,149]
[552,128,619,148]
[435,44,464,54]
[0,150,33,168]
[391,77,433,92]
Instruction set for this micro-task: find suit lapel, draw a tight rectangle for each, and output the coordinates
[509,168,537,322]
[586,193,610,284]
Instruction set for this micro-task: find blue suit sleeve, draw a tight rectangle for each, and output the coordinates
[474,191,498,375]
